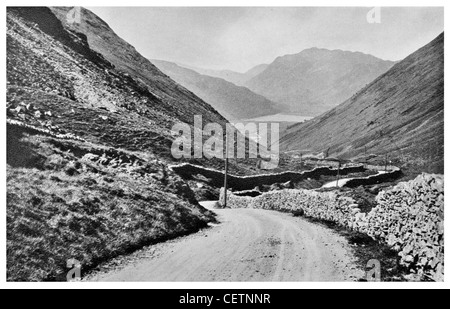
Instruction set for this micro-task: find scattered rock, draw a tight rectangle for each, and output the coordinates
[14,106,26,114]
[65,166,79,176]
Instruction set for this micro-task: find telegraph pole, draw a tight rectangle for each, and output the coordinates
[336,160,341,187]
[364,146,367,168]
[384,154,388,172]
[223,133,228,208]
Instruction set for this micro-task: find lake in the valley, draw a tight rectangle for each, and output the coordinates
[234,113,314,142]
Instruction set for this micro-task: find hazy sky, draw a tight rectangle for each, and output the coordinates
[86,7,443,72]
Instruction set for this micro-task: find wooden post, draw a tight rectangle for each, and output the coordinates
[384,154,388,172]
[336,161,341,187]
[364,146,367,168]
[223,134,228,207]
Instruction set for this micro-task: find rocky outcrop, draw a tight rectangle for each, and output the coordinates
[220,173,444,281]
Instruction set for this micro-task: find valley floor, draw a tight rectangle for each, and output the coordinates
[86,202,364,282]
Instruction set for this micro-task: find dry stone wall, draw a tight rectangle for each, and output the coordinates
[362,174,444,281]
[344,166,402,188]
[219,173,444,281]
[171,163,366,191]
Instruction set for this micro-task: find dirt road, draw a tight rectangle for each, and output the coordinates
[88,202,364,281]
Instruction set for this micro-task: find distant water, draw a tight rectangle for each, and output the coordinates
[243,113,313,123]
[236,113,313,142]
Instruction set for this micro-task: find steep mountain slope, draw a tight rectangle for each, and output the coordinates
[182,63,269,86]
[49,7,263,174]
[50,7,225,127]
[245,48,395,116]
[280,33,444,174]
[6,7,218,281]
[152,60,280,121]
[8,7,230,162]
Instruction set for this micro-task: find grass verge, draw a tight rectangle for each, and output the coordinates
[7,126,214,281]
[303,216,411,281]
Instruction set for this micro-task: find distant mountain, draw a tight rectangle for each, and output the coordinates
[245,48,395,116]
[183,63,269,86]
[280,33,444,174]
[244,63,269,80]
[153,60,280,121]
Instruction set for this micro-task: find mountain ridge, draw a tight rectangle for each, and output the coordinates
[245,47,396,116]
[280,32,444,174]
[180,63,269,86]
[152,59,280,121]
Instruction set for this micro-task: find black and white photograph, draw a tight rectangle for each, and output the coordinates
[2,0,447,292]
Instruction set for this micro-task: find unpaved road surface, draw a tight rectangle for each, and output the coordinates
[88,202,364,281]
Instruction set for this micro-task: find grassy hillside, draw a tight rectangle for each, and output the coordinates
[281,33,444,175]
[7,122,214,281]
[7,7,193,159]
[50,7,226,127]
[49,6,266,175]
[6,6,222,281]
